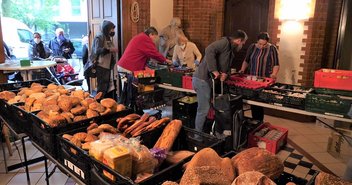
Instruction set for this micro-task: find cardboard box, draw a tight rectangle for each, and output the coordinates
[327,128,352,163]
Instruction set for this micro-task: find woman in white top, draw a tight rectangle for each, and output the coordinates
[172,34,202,70]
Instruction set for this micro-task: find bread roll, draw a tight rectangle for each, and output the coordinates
[100,98,117,108]
[232,171,276,185]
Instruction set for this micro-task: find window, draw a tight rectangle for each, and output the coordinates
[17,29,33,43]
[72,0,81,16]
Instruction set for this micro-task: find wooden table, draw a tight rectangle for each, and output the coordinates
[0,60,57,82]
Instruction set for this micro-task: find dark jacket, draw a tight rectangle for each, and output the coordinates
[48,36,75,59]
[82,43,89,65]
[193,37,235,82]
[89,20,116,69]
[29,40,51,60]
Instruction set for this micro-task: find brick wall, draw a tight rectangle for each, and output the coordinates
[298,0,342,86]
[174,0,224,53]
[267,0,281,48]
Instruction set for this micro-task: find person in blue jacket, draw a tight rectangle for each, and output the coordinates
[48,28,75,59]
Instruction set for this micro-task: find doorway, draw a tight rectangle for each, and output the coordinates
[223,0,269,70]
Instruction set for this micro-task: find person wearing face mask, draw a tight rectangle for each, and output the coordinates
[172,34,202,70]
[48,28,75,59]
[89,20,119,99]
[159,17,184,59]
[29,32,51,60]
[192,30,248,133]
[239,32,280,122]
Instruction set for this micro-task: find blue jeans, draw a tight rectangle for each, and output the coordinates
[192,77,211,132]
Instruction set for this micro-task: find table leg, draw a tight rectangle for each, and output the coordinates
[2,125,12,156]
[27,70,33,81]
[21,137,31,185]
[44,158,49,185]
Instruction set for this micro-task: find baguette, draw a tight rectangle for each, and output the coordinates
[123,113,149,135]
[145,117,170,131]
[130,116,157,136]
[154,119,182,151]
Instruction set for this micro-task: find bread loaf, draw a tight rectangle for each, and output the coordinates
[315,171,352,185]
[154,119,182,151]
[232,171,276,185]
[231,147,284,180]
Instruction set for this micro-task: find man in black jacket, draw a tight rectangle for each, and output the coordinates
[192,30,247,133]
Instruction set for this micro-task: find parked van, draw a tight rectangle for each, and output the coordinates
[1,17,33,59]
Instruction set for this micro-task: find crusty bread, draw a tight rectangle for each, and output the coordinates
[231,147,283,180]
[315,171,352,185]
[232,171,276,185]
[100,98,117,108]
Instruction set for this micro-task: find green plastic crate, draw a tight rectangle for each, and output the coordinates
[155,68,183,87]
[305,92,352,118]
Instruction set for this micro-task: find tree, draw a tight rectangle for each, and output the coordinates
[1,0,58,31]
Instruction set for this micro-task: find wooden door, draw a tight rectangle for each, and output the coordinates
[87,0,122,58]
[224,0,269,70]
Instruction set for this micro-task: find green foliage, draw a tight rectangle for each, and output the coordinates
[1,0,58,31]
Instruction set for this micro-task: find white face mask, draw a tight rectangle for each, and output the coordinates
[180,44,186,50]
[34,38,41,44]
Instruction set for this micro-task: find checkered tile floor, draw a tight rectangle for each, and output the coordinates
[277,144,320,182]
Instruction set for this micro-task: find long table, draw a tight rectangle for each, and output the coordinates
[157,83,352,123]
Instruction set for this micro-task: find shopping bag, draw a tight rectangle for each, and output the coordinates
[83,60,97,78]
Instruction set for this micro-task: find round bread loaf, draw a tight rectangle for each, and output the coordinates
[232,171,276,185]
[231,147,284,180]
[100,98,117,108]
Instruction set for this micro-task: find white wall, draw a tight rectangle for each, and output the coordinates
[150,0,173,32]
[276,21,306,85]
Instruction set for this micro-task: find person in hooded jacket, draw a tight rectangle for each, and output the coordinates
[89,20,119,99]
[159,17,184,59]
[29,32,51,60]
[193,30,247,134]
[48,28,75,59]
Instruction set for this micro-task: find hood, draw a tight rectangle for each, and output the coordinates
[101,20,116,37]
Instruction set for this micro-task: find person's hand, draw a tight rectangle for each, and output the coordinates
[220,73,228,81]
[166,59,172,65]
[270,74,277,80]
[110,47,118,53]
[172,60,179,67]
[212,71,220,79]
[238,70,244,74]
[194,60,200,66]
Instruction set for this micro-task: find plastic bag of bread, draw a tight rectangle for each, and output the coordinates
[232,171,276,185]
[127,139,158,177]
[89,139,115,161]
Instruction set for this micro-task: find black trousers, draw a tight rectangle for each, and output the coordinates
[251,105,264,121]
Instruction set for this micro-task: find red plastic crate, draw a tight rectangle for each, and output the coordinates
[182,75,193,90]
[226,74,275,89]
[248,122,288,154]
[314,69,352,91]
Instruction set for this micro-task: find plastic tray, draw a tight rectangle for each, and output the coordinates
[314,69,352,91]
[90,126,224,185]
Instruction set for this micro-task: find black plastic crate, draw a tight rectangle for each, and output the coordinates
[259,89,307,110]
[136,88,165,110]
[172,96,197,129]
[0,79,54,91]
[30,109,133,158]
[8,103,33,135]
[229,86,261,100]
[90,126,224,185]
[58,116,168,185]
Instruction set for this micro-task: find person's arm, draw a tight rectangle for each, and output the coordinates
[193,43,202,63]
[144,38,169,64]
[270,45,280,79]
[67,40,75,54]
[92,36,109,56]
[205,39,225,79]
[172,46,179,66]
[239,43,255,73]
[239,61,248,73]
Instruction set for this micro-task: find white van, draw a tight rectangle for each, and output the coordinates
[1,17,33,59]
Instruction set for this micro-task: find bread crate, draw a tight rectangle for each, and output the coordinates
[248,122,288,154]
[314,69,352,91]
